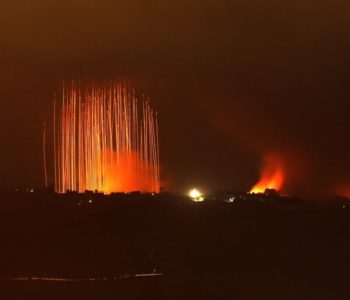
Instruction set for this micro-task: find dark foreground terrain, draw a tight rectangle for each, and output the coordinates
[1,191,350,299]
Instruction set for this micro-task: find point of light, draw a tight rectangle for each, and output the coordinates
[189,188,204,202]
[227,197,235,203]
[189,188,201,198]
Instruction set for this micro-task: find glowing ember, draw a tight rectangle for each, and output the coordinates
[54,81,160,194]
[250,154,284,194]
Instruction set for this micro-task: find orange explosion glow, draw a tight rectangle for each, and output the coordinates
[334,185,350,199]
[54,81,160,194]
[250,154,284,194]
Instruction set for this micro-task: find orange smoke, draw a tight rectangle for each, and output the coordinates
[250,154,284,194]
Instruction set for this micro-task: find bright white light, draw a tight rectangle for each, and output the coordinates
[189,188,201,198]
[188,188,204,202]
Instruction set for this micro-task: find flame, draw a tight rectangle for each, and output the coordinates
[250,154,284,194]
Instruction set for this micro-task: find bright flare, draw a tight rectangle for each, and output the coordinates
[54,81,160,194]
[189,188,204,201]
[250,154,284,194]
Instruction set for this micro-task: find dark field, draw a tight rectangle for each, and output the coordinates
[1,192,350,299]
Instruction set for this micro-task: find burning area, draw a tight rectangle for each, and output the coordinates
[250,154,284,194]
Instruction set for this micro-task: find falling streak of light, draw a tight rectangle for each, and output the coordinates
[43,122,48,189]
[53,97,57,192]
[54,81,160,194]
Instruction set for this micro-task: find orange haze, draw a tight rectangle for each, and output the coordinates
[104,150,160,194]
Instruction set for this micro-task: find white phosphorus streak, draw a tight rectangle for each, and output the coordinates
[54,81,160,194]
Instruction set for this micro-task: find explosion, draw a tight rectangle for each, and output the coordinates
[250,154,284,194]
[53,81,160,194]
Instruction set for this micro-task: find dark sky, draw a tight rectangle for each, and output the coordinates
[0,0,350,196]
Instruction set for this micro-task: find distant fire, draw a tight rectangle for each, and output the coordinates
[250,154,284,194]
[54,81,160,194]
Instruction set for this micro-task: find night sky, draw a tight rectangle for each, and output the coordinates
[0,0,349,196]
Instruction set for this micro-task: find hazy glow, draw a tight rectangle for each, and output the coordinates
[189,188,204,201]
[250,154,284,194]
[54,81,160,194]
[189,188,201,198]
[334,185,350,199]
